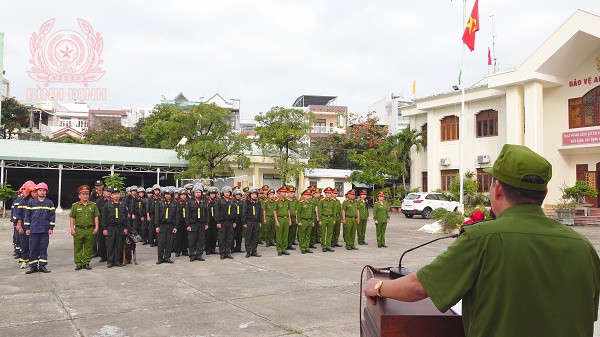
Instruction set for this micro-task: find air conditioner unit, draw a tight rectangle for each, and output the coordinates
[440,158,451,167]
[477,155,490,164]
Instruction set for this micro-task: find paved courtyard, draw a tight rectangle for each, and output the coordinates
[1,210,600,337]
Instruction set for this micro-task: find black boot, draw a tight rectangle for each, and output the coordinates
[245,252,251,258]
[25,266,38,274]
[39,266,51,273]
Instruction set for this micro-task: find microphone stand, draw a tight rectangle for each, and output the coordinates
[389,234,457,279]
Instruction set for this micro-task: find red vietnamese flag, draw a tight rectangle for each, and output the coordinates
[462,0,479,51]
[488,47,492,65]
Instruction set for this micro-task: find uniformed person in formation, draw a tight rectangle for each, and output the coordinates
[274,187,291,256]
[232,188,245,253]
[310,188,322,248]
[101,187,128,268]
[257,187,267,244]
[145,185,162,247]
[15,182,37,269]
[205,187,219,255]
[318,187,337,252]
[357,189,369,245]
[69,185,100,270]
[331,188,343,248]
[131,187,146,236]
[242,188,262,258]
[155,187,178,264]
[186,184,207,262]
[296,189,317,254]
[174,188,189,257]
[364,144,600,337]
[372,191,390,248]
[23,182,55,274]
[141,187,152,244]
[96,188,111,262]
[286,186,298,251]
[216,186,236,259]
[341,190,360,250]
[263,189,277,247]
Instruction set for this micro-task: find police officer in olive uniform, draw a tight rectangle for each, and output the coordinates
[205,187,219,255]
[372,191,390,248]
[155,187,178,264]
[286,186,298,251]
[242,188,262,258]
[357,189,369,245]
[309,188,321,248]
[342,190,360,250]
[274,187,291,256]
[318,187,337,252]
[186,184,207,262]
[101,187,128,268]
[297,189,317,254]
[232,188,245,253]
[331,188,343,248]
[70,185,100,270]
[263,189,277,247]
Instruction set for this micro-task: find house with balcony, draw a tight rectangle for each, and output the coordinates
[160,92,241,130]
[292,95,348,138]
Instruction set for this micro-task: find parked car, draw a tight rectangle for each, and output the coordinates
[401,192,460,219]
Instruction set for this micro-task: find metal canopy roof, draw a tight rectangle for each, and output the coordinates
[0,139,187,168]
[292,95,337,107]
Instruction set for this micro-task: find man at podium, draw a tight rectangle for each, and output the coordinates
[364,144,600,337]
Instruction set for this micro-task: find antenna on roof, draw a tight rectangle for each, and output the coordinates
[490,0,498,73]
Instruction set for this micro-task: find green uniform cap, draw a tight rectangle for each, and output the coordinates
[483,144,551,191]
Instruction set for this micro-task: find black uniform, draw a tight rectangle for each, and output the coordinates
[216,197,236,257]
[101,200,128,266]
[174,198,189,256]
[131,196,145,235]
[96,196,109,260]
[155,198,178,261]
[205,196,219,255]
[186,197,207,260]
[242,199,263,255]
[146,195,159,246]
[233,197,245,253]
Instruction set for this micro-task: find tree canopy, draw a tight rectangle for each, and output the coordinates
[1,97,30,139]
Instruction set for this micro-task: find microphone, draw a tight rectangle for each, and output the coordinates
[389,234,457,279]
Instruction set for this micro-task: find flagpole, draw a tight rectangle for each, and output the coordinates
[459,0,466,209]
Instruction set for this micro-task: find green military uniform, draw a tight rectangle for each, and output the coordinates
[287,194,298,249]
[274,195,291,254]
[342,194,359,250]
[372,199,389,247]
[332,195,342,247]
[417,144,600,337]
[264,195,277,246]
[318,192,337,251]
[259,195,267,243]
[357,195,369,244]
[69,197,100,267]
[296,192,315,253]
[310,195,321,246]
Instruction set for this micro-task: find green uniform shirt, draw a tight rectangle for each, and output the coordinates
[288,197,298,220]
[319,198,337,217]
[372,201,389,223]
[264,199,277,218]
[417,204,600,337]
[297,199,315,221]
[69,201,100,227]
[342,199,359,217]
[334,199,342,219]
[275,198,290,218]
[357,199,369,219]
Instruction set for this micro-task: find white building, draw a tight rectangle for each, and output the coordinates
[2,78,10,99]
[160,93,241,131]
[292,95,348,138]
[367,94,412,134]
[402,9,600,206]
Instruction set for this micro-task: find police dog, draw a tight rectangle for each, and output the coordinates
[122,230,141,265]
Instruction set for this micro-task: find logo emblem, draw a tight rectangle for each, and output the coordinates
[28,19,105,87]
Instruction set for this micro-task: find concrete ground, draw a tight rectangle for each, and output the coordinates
[1,210,600,337]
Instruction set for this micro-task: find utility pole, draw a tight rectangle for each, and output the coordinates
[0,32,4,138]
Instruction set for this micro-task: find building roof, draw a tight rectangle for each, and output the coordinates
[0,139,187,167]
[293,95,337,107]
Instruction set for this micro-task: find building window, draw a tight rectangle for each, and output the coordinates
[476,168,493,192]
[476,110,498,137]
[569,86,600,129]
[421,123,428,145]
[440,116,459,141]
[422,172,428,192]
[440,169,458,191]
[309,180,318,187]
[314,119,326,134]
[334,181,344,196]
[76,119,88,128]
[59,118,71,127]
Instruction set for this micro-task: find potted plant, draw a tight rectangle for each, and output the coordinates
[554,184,577,225]
[564,180,598,204]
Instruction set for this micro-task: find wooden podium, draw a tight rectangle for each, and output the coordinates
[361,269,465,337]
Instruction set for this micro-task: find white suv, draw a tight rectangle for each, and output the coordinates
[401,192,461,219]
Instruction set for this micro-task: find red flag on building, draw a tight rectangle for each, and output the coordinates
[488,47,492,65]
[462,0,479,51]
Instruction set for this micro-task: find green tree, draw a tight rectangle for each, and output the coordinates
[46,135,85,144]
[349,138,399,189]
[166,103,251,179]
[142,104,193,149]
[83,119,146,147]
[449,171,479,205]
[255,106,314,184]
[1,97,30,139]
[388,126,426,189]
